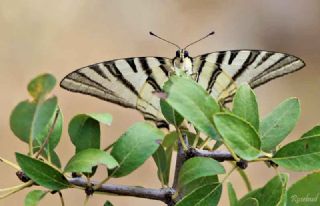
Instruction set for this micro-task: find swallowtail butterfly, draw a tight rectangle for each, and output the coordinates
[60,32,305,129]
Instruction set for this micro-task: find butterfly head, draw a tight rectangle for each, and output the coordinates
[175,50,189,59]
[173,49,193,75]
[149,31,215,75]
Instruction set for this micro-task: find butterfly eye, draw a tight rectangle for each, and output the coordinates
[175,50,180,57]
[184,50,189,57]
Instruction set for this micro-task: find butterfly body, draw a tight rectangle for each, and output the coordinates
[60,49,305,128]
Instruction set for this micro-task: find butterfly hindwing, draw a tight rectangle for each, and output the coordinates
[192,50,305,102]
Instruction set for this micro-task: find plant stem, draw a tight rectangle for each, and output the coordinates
[198,136,210,149]
[192,130,200,148]
[0,156,20,171]
[0,181,32,199]
[175,126,188,151]
[250,157,271,162]
[0,183,28,192]
[93,176,111,190]
[35,109,60,158]
[58,191,65,206]
[103,142,115,151]
[236,167,252,191]
[224,142,240,162]
[222,165,237,183]
[83,195,90,206]
[29,133,33,156]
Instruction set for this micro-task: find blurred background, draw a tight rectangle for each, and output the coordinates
[1,0,319,205]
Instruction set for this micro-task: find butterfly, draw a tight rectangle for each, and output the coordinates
[60,32,305,129]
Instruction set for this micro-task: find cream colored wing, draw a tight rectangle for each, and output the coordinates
[60,57,173,128]
[192,50,305,103]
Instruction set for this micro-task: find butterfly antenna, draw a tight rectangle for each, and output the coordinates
[184,31,215,50]
[149,32,181,49]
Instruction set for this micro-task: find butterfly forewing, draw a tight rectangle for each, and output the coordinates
[60,56,173,128]
[192,50,305,102]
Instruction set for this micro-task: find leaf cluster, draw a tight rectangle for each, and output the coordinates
[2,74,320,206]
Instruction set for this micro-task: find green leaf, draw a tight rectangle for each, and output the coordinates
[238,174,288,206]
[162,131,203,150]
[152,145,169,186]
[68,114,100,152]
[49,149,61,168]
[160,99,184,126]
[178,157,225,188]
[163,76,220,140]
[232,83,259,131]
[86,113,113,125]
[287,172,320,206]
[24,190,47,206]
[239,198,259,206]
[27,73,56,101]
[10,97,62,149]
[272,135,320,171]
[64,148,118,173]
[180,176,220,197]
[33,148,61,168]
[260,98,300,151]
[301,125,320,138]
[16,153,70,190]
[239,189,261,206]
[175,183,222,206]
[228,182,238,206]
[213,113,261,160]
[104,200,114,206]
[110,122,164,177]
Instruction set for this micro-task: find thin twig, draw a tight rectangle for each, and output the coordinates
[222,165,237,183]
[103,142,115,151]
[224,142,240,162]
[192,130,200,148]
[175,126,188,151]
[236,167,252,191]
[58,191,65,206]
[83,195,90,206]
[0,181,33,199]
[35,109,60,159]
[0,156,20,171]
[0,183,28,192]
[198,136,210,149]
